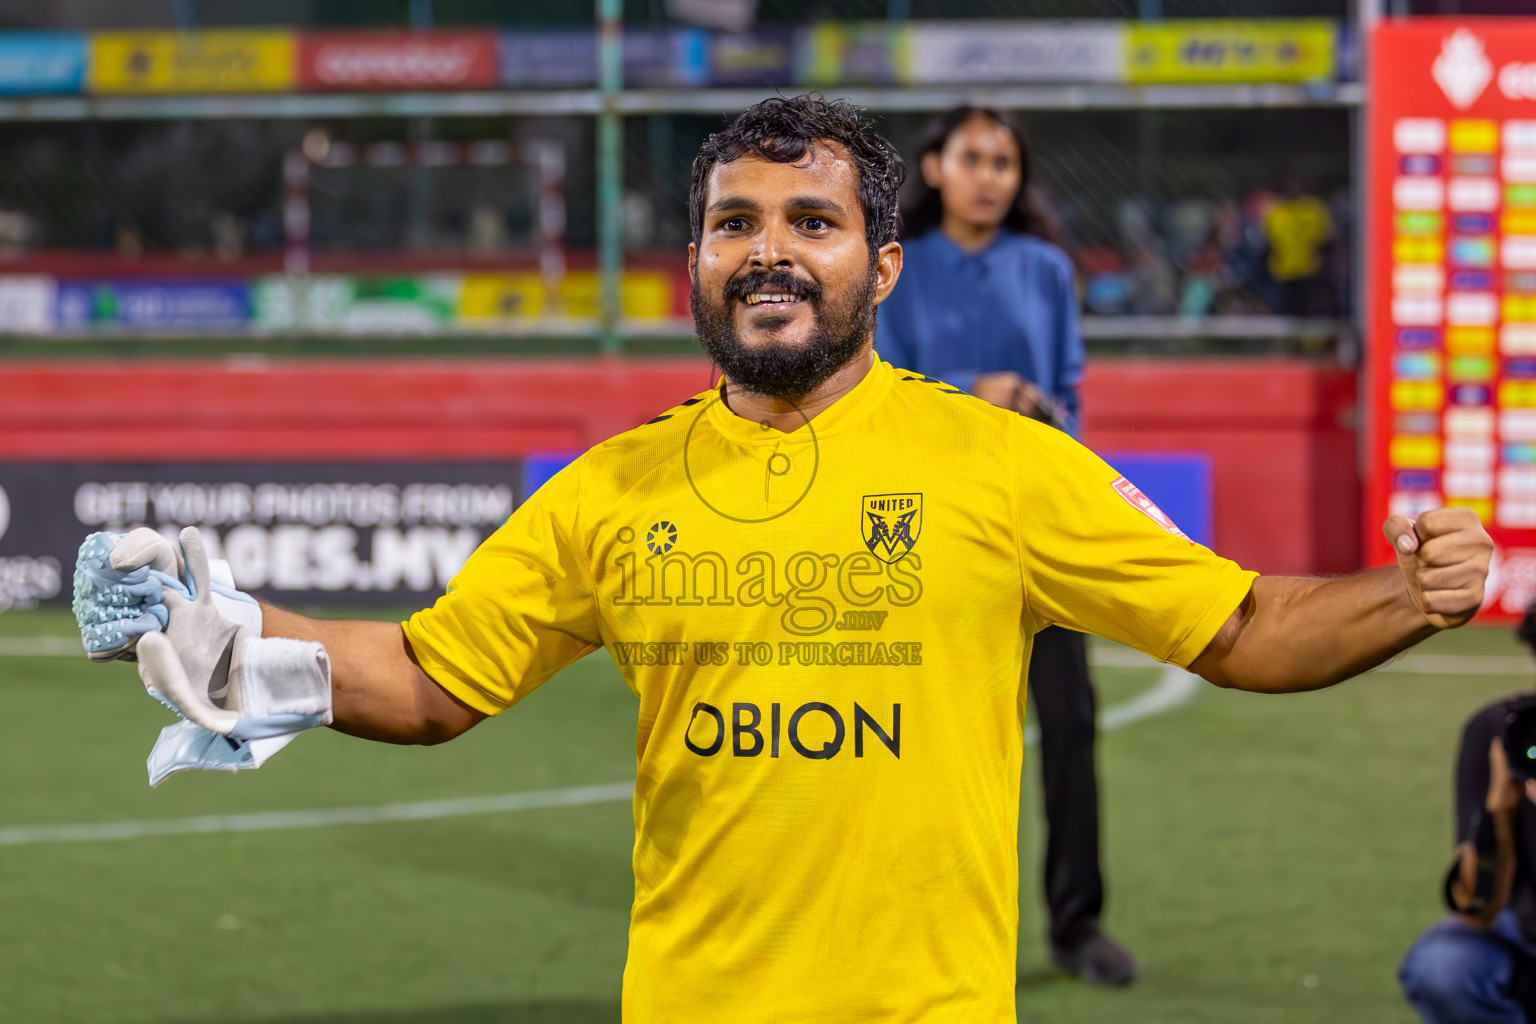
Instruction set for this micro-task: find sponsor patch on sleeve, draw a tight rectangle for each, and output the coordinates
[1111,476,1191,542]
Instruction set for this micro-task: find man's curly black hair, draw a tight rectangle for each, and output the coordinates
[689,95,906,264]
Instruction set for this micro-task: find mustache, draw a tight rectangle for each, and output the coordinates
[721,269,823,305]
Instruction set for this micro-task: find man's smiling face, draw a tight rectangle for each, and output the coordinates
[689,141,900,401]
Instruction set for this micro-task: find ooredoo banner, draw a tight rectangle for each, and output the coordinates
[0,462,521,607]
[1367,18,1536,618]
[299,31,499,91]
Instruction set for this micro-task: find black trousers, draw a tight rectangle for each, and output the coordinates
[1027,625,1103,949]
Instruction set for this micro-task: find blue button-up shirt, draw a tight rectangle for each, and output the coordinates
[875,229,1085,437]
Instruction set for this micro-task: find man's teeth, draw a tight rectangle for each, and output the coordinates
[744,293,801,305]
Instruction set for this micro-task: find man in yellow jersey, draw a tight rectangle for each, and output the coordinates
[86,97,1491,1022]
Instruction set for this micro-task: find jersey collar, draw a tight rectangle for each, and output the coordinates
[705,352,895,446]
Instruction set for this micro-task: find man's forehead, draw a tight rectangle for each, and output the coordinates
[706,140,859,203]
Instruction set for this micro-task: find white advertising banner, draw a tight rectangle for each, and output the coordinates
[0,275,56,334]
[908,22,1125,85]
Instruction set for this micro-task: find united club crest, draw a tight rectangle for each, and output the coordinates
[862,493,922,564]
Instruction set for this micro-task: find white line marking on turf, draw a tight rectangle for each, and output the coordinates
[1089,646,1160,669]
[5,643,1525,848]
[0,781,636,848]
[1024,663,1199,746]
[0,636,84,657]
[0,662,1192,848]
[1374,653,1534,676]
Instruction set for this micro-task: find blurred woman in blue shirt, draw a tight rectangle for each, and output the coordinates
[878,108,1083,437]
[877,107,1135,987]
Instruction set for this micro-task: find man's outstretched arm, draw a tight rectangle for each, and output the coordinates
[1190,507,1493,693]
[260,606,485,745]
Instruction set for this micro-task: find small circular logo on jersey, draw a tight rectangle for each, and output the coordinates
[616,526,635,544]
[768,453,791,476]
[646,521,678,554]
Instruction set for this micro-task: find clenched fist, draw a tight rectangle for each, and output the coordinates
[1383,507,1494,629]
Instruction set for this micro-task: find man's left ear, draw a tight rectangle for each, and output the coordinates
[687,242,697,280]
[873,240,903,305]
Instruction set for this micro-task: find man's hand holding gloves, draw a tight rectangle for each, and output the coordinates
[71,526,332,786]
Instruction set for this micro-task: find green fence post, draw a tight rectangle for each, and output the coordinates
[597,0,623,355]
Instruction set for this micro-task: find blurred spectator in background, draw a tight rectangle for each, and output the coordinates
[877,105,1137,988]
[0,206,33,257]
[1263,176,1335,317]
[1398,604,1536,1024]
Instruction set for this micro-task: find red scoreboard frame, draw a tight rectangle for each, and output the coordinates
[1367,18,1536,620]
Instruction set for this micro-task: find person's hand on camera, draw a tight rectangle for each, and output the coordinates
[1383,507,1494,630]
[971,371,1026,410]
[1013,380,1056,421]
[971,372,1057,422]
[1486,739,1533,816]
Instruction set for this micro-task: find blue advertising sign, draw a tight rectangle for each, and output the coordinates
[522,451,581,497]
[498,28,708,88]
[0,33,85,95]
[56,279,251,331]
[624,27,709,87]
[1099,451,1214,548]
[498,30,596,88]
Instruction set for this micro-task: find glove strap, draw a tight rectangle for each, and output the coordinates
[234,635,333,726]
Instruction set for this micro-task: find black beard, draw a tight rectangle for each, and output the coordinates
[691,267,876,403]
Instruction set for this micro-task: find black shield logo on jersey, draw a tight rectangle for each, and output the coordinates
[862,493,922,564]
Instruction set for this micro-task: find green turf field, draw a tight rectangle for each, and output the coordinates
[0,608,1527,1024]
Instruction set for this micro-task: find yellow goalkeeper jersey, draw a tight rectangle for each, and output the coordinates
[403,355,1256,1023]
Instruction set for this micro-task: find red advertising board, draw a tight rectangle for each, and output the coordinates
[298,31,498,91]
[1368,19,1536,619]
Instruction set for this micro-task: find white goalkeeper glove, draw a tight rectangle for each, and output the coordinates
[72,527,261,661]
[136,527,332,785]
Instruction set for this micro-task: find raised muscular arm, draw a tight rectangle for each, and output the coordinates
[1190,508,1492,693]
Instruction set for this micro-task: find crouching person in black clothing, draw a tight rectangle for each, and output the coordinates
[1400,612,1536,1024]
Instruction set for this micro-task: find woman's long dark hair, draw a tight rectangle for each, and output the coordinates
[899,105,1052,243]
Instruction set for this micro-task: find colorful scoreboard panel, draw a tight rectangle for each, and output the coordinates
[1368,20,1536,618]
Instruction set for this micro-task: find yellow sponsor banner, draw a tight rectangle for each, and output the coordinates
[1394,237,1445,263]
[1124,20,1335,84]
[90,31,295,93]
[1447,326,1496,355]
[459,271,672,321]
[1390,436,1442,468]
[1501,380,1536,408]
[1391,381,1443,411]
[797,22,912,87]
[1449,120,1499,154]
[1504,210,1536,235]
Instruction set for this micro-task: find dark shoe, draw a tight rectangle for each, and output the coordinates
[1049,929,1140,987]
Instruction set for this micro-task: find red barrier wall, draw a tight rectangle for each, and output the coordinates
[0,357,1359,575]
[1081,360,1359,578]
